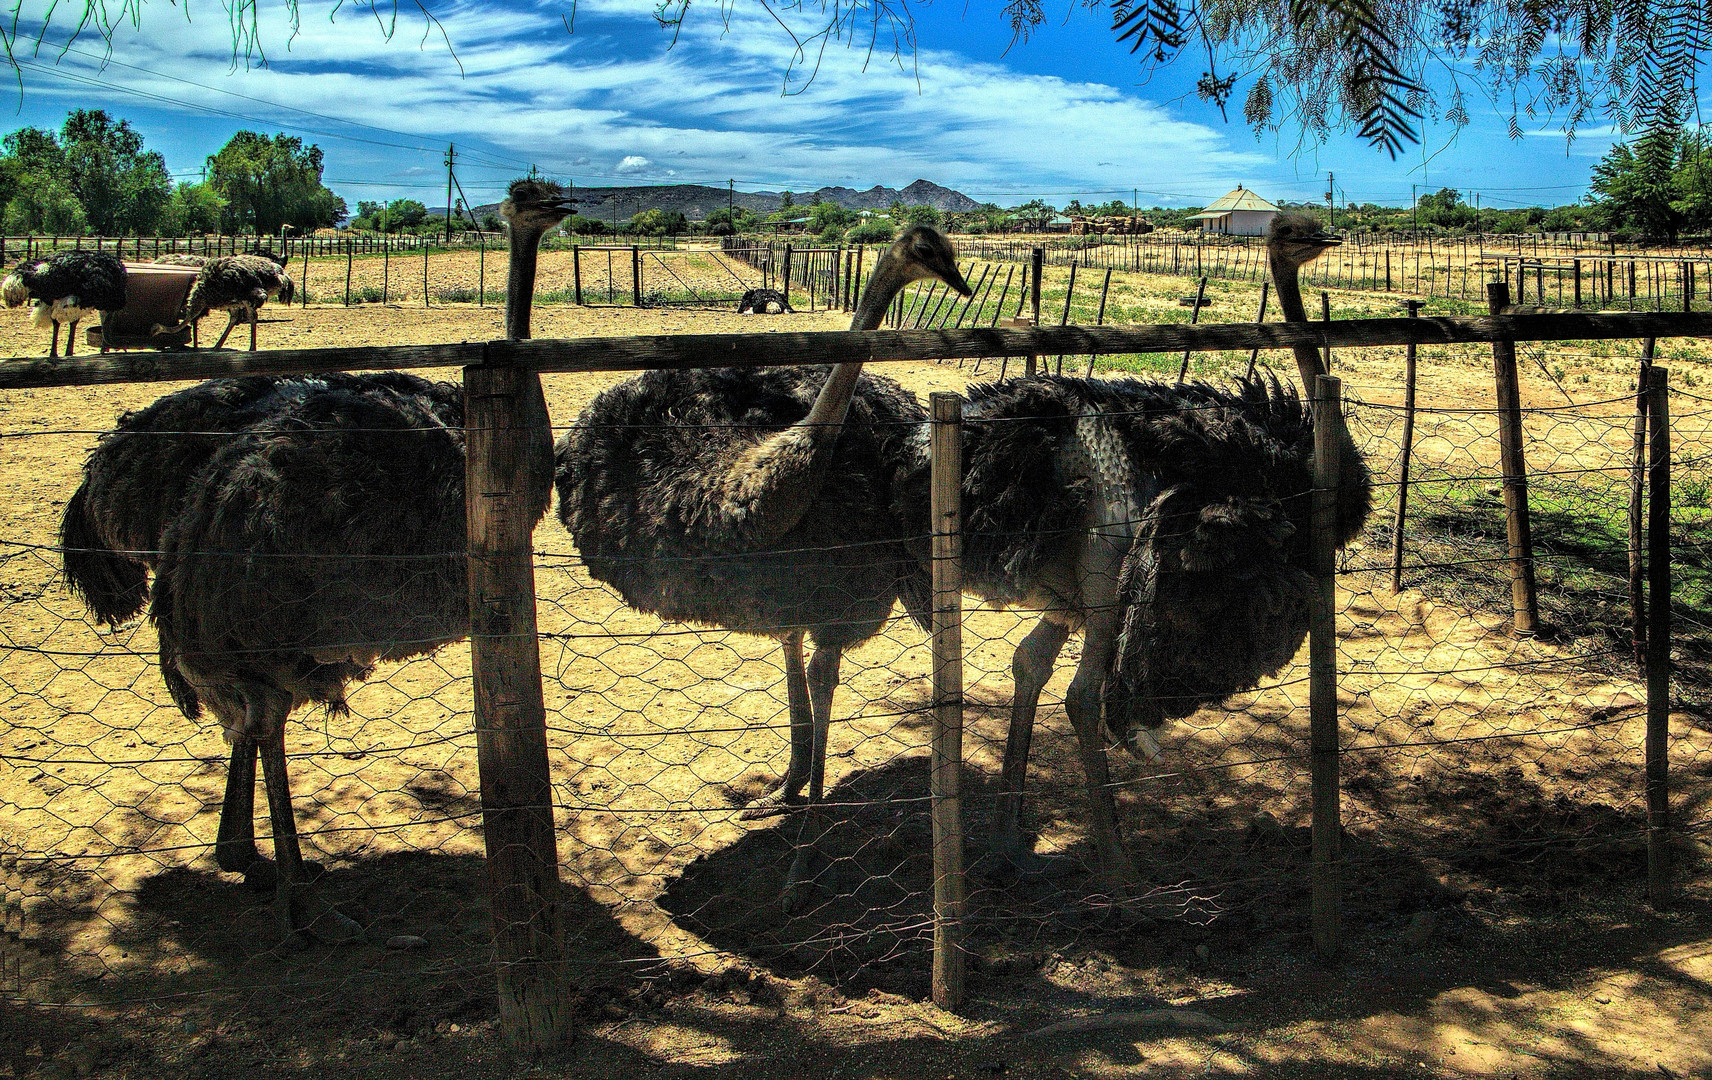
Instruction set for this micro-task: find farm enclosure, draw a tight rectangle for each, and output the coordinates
[0,291,1709,1077]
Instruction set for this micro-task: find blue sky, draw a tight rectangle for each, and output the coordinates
[0,0,1620,213]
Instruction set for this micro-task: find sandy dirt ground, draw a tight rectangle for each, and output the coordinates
[0,286,1709,1079]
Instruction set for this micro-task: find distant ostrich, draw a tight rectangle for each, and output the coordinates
[140,179,571,945]
[895,212,1364,885]
[556,226,969,908]
[153,252,295,351]
[737,287,792,315]
[1,250,127,358]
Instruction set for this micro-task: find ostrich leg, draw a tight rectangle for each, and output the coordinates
[48,321,60,360]
[213,310,242,350]
[254,714,363,947]
[781,642,843,913]
[65,319,79,358]
[986,617,1071,874]
[1064,544,1140,890]
[741,630,812,819]
[216,736,261,874]
[249,307,258,352]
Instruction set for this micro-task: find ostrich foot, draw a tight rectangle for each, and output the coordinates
[739,787,807,820]
[307,906,366,946]
[780,847,837,915]
[243,856,326,892]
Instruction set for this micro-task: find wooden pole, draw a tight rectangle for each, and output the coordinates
[572,246,582,306]
[1085,267,1112,377]
[632,246,642,307]
[782,243,793,309]
[1310,373,1343,962]
[1243,279,1271,380]
[424,241,431,308]
[1054,262,1077,374]
[382,237,390,304]
[1027,247,1044,376]
[1321,291,1333,370]
[1645,364,1672,908]
[1175,276,1209,384]
[464,351,572,1050]
[1631,339,1656,670]
[1390,300,1422,592]
[1574,258,1582,308]
[479,232,486,307]
[345,240,353,306]
[928,391,966,1009]
[1487,282,1540,636]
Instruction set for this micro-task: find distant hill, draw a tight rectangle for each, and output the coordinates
[465,178,982,224]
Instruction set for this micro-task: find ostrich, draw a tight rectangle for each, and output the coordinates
[737,287,792,315]
[1,250,127,358]
[152,252,294,351]
[1266,211,1341,393]
[902,211,1364,886]
[556,226,969,907]
[139,178,571,945]
[151,253,210,267]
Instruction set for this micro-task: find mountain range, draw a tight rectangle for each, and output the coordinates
[466,179,982,223]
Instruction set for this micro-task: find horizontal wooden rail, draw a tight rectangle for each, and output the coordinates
[2,311,1710,390]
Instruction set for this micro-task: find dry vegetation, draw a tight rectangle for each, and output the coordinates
[0,269,1709,1079]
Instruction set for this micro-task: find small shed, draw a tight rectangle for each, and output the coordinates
[1187,185,1280,236]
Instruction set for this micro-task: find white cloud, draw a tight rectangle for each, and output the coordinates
[11,0,1267,205]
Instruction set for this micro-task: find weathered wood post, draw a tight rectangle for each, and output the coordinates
[1310,373,1343,962]
[1028,247,1044,376]
[1054,262,1077,374]
[1630,338,1656,670]
[1390,299,1422,592]
[1174,276,1209,384]
[464,349,572,1050]
[928,391,966,1009]
[1487,282,1540,636]
[1573,258,1582,308]
[382,236,390,304]
[781,243,793,309]
[1243,279,1272,380]
[1084,267,1113,377]
[479,232,487,307]
[344,239,353,306]
[1645,364,1672,908]
[423,241,431,308]
[631,246,642,306]
[1321,291,1333,370]
[572,245,582,306]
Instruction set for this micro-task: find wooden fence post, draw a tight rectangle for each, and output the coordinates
[631,246,642,306]
[781,244,793,309]
[928,392,966,1009]
[572,246,582,306]
[1054,263,1077,374]
[382,237,390,305]
[1085,267,1113,377]
[1646,363,1672,908]
[1487,282,1540,636]
[1028,247,1044,376]
[1321,291,1333,370]
[1390,300,1422,592]
[464,351,572,1050]
[479,233,487,307]
[1175,276,1209,384]
[423,242,431,308]
[345,240,353,306]
[1310,373,1343,962]
[1631,339,1656,669]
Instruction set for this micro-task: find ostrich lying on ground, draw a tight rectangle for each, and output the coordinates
[556,226,969,908]
[891,372,1371,885]
[915,209,1360,884]
[737,287,792,314]
[153,252,294,351]
[2,250,127,358]
[107,180,570,945]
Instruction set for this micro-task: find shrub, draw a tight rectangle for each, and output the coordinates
[845,220,895,244]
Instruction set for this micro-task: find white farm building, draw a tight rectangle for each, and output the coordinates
[1187,185,1280,236]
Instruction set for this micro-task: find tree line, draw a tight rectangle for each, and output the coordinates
[0,110,346,237]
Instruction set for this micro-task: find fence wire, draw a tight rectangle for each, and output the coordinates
[0,349,1706,1065]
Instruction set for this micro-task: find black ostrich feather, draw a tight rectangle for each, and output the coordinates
[3,250,127,311]
[556,364,930,645]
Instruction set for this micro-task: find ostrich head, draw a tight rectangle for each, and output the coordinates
[500,178,577,237]
[1,265,33,308]
[1267,211,1340,268]
[887,225,972,294]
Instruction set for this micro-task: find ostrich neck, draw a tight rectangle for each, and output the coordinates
[1270,248,1327,395]
[505,223,547,341]
[798,255,916,429]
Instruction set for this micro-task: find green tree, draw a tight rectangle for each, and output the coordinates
[57,110,171,234]
[207,131,345,235]
[627,208,686,236]
[845,219,895,244]
[779,190,795,209]
[162,182,225,236]
[1590,128,1687,242]
[902,204,942,227]
[1013,199,1056,230]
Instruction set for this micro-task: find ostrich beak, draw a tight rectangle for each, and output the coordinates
[548,195,579,216]
[935,260,973,298]
[1126,727,1163,762]
[1313,231,1342,249]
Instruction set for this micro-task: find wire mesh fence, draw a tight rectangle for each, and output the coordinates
[0,328,1706,1059]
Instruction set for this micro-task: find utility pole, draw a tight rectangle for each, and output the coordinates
[1326,172,1335,229]
[729,179,735,216]
[445,143,456,245]
[1133,187,1138,214]
[1412,183,1419,233]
